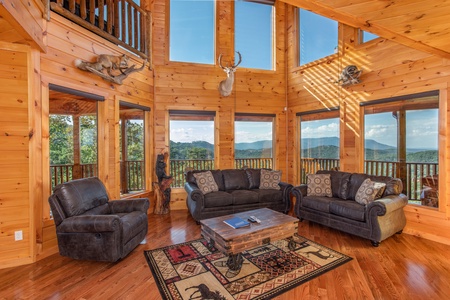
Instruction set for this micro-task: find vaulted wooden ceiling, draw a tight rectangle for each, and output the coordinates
[282,0,450,59]
[1,1,450,59]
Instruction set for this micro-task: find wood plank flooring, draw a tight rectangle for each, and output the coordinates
[1,210,450,299]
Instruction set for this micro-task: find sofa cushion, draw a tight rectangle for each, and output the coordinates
[186,170,225,191]
[222,169,250,190]
[307,174,332,197]
[317,170,351,199]
[260,169,281,190]
[302,196,334,213]
[329,200,365,222]
[347,173,402,200]
[253,189,283,203]
[203,191,233,208]
[245,168,261,189]
[355,178,386,205]
[193,171,219,195]
[229,190,259,205]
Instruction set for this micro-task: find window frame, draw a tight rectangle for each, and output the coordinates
[234,113,275,169]
[361,91,440,209]
[297,108,340,184]
[297,8,339,68]
[234,0,275,70]
[168,0,216,65]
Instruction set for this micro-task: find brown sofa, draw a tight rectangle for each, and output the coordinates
[48,177,149,262]
[292,170,407,246]
[185,168,292,222]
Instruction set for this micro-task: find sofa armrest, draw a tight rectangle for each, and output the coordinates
[109,198,149,214]
[292,184,308,218]
[57,215,121,233]
[279,182,293,212]
[184,182,205,203]
[366,194,408,216]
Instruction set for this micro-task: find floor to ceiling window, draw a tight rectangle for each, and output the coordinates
[363,92,439,208]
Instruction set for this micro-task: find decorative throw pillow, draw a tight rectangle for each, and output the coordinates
[193,171,219,195]
[307,174,332,197]
[259,169,281,190]
[374,182,387,199]
[355,178,386,205]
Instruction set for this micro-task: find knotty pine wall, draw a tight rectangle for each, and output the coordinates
[151,0,289,208]
[285,6,450,246]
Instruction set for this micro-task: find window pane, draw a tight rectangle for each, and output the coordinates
[235,1,273,70]
[364,112,398,162]
[49,96,98,191]
[119,105,145,194]
[299,9,338,66]
[235,119,273,169]
[300,117,340,183]
[364,98,439,208]
[169,118,215,187]
[170,0,215,64]
[361,30,378,43]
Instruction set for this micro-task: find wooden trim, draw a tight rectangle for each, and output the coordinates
[49,84,105,101]
[360,90,439,107]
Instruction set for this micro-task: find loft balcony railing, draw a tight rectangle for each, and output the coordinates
[50,160,144,193]
[49,0,150,59]
[300,158,439,202]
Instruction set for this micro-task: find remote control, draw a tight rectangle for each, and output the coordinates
[249,216,261,223]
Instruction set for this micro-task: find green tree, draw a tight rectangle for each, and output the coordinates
[80,115,97,164]
[49,115,73,165]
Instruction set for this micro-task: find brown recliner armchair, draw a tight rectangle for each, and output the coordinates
[48,177,149,262]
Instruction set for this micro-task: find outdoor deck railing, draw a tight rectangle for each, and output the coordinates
[234,158,273,169]
[49,0,150,58]
[50,163,98,190]
[50,160,145,193]
[300,158,439,201]
[169,159,215,188]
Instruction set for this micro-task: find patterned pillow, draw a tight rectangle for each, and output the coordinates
[259,169,281,190]
[307,174,332,197]
[355,178,387,205]
[193,171,219,195]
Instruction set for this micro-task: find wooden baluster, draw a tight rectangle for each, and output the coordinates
[89,0,95,24]
[68,0,75,13]
[80,0,87,20]
[98,0,104,30]
[106,0,113,34]
[127,1,132,45]
[134,7,138,48]
[114,0,120,37]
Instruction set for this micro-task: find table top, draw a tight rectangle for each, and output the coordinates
[200,208,298,241]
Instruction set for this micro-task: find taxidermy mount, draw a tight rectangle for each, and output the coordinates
[218,51,242,97]
[335,65,362,86]
[75,54,146,85]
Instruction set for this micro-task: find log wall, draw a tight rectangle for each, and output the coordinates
[286,6,450,245]
[151,0,289,209]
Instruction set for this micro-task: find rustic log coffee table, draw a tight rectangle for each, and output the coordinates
[200,208,299,271]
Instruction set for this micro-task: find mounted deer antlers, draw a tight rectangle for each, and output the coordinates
[218,51,242,97]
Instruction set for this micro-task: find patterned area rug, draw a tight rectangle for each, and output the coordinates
[144,235,352,300]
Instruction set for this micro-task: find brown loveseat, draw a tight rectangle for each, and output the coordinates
[292,170,407,246]
[185,168,292,222]
[48,177,149,262]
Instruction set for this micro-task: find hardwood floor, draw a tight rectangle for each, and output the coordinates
[1,210,450,299]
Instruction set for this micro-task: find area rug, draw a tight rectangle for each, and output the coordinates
[144,235,352,300]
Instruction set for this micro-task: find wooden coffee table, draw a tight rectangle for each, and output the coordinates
[200,208,299,271]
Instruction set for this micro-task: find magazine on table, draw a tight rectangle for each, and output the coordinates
[223,217,250,229]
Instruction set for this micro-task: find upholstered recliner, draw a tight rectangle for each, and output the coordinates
[48,177,149,262]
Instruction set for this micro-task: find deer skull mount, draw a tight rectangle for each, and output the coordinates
[218,51,242,97]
